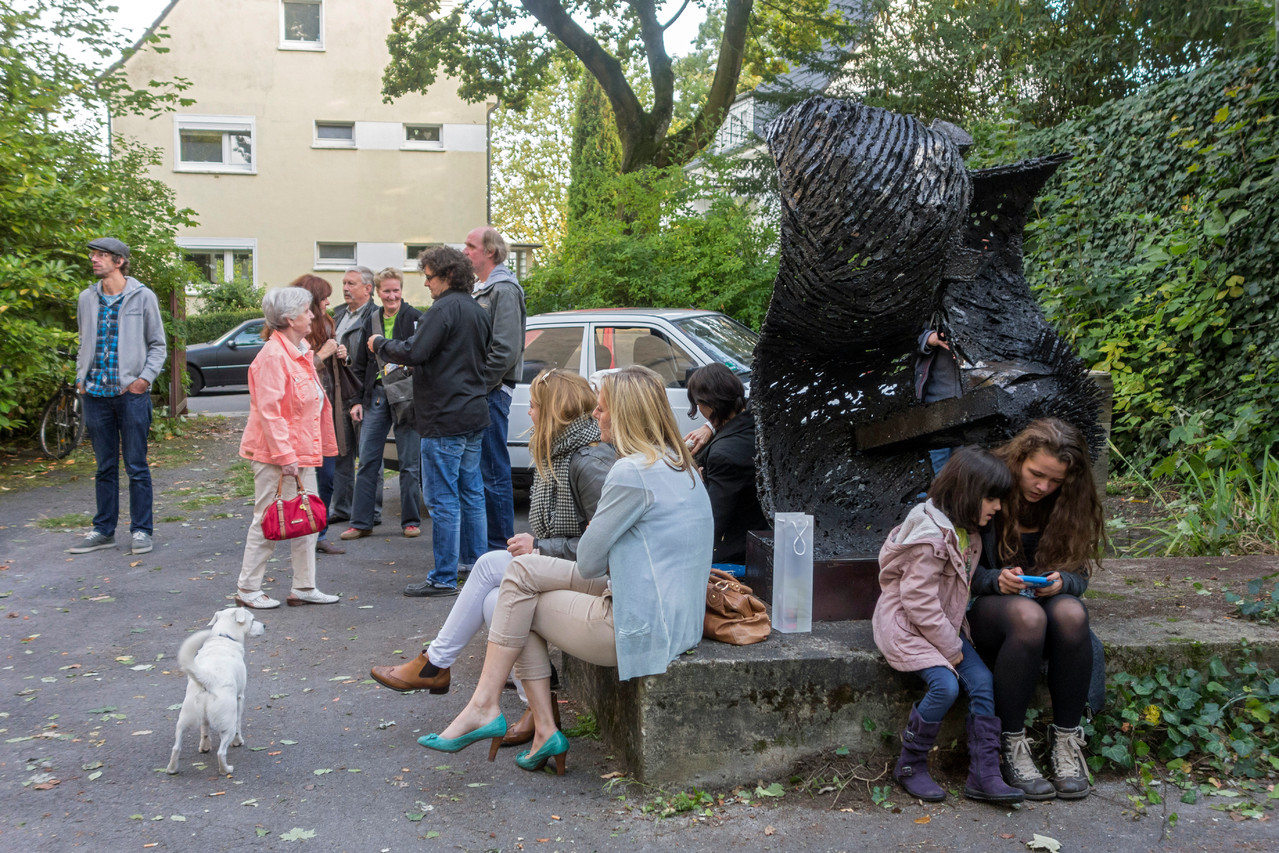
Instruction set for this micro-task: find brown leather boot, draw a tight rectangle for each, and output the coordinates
[501,692,562,747]
[370,653,450,694]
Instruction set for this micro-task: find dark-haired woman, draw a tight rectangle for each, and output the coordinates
[685,363,766,564]
[873,447,1023,804]
[968,418,1106,800]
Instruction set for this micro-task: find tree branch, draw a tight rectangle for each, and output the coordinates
[627,0,675,139]
[661,0,693,31]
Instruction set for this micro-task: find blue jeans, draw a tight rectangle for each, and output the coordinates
[481,387,515,550]
[329,410,357,520]
[915,636,995,722]
[929,447,954,478]
[420,430,487,588]
[316,455,336,540]
[351,387,421,530]
[84,391,153,537]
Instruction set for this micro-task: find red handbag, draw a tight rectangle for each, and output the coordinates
[260,474,327,541]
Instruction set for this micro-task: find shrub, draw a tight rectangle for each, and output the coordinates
[183,309,263,346]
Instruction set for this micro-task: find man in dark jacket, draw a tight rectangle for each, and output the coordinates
[372,247,491,596]
[341,269,423,543]
[329,266,377,522]
[464,226,526,551]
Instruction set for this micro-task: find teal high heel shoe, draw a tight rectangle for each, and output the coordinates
[418,714,507,762]
[515,730,569,775]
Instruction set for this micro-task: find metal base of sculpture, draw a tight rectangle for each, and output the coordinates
[755,98,1102,557]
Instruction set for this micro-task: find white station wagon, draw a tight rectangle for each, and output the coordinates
[386,308,758,482]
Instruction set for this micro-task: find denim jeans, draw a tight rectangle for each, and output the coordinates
[480,387,515,550]
[928,447,954,478]
[420,430,486,587]
[914,636,995,722]
[351,386,421,530]
[315,455,335,540]
[84,391,153,537]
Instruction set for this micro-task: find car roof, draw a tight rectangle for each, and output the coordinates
[529,308,722,322]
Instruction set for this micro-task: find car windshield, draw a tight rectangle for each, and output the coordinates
[673,314,758,373]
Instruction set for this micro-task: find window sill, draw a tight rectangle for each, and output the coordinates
[174,165,257,175]
[312,141,356,150]
[400,144,446,152]
[279,41,324,51]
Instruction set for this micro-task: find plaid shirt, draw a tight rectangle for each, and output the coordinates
[83,291,124,396]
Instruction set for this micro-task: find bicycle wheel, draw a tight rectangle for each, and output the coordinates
[40,387,86,459]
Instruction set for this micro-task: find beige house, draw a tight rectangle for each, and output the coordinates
[111,0,493,298]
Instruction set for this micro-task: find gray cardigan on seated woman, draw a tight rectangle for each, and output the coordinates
[576,454,713,681]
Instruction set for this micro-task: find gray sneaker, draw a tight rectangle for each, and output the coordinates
[68,531,116,554]
[131,531,154,555]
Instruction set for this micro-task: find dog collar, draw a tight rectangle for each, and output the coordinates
[216,633,239,640]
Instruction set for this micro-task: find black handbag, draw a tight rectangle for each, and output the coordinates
[378,355,414,428]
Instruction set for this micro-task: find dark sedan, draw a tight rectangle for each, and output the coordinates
[185,318,265,394]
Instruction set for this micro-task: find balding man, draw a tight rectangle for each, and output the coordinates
[327,266,379,526]
[463,226,526,552]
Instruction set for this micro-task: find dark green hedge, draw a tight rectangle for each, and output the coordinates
[182,309,262,347]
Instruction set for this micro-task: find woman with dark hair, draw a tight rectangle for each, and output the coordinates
[968,418,1106,800]
[685,363,766,564]
[369,246,491,595]
[293,275,351,555]
[234,286,340,609]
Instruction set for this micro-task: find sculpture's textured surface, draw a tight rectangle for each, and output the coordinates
[755,98,1102,557]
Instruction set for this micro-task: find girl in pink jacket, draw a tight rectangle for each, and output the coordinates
[872,447,1022,804]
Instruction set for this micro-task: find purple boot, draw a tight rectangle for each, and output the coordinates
[964,715,1025,804]
[893,705,946,802]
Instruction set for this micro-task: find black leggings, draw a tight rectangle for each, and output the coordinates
[968,593,1092,731]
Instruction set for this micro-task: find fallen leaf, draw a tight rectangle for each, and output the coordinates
[170,815,187,822]
[600,771,624,779]
[130,560,142,567]
[280,827,316,841]
[764,825,776,836]
[33,780,60,790]
[425,831,440,839]
[1000,834,1016,839]
[1027,834,1061,852]
[914,816,931,824]
[256,828,269,836]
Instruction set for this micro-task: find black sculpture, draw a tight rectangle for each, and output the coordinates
[754,98,1102,557]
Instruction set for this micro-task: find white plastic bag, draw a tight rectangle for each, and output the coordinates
[772,512,814,633]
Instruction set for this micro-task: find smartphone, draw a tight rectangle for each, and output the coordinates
[1019,575,1052,587]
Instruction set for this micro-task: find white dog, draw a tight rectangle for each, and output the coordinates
[166,607,265,775]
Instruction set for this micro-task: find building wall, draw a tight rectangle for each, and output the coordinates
[112,0,491,301]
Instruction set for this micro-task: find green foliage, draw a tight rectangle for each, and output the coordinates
[641,787,714,818]
[971,56,1279,466]
[525,166,778,329]
[847,0,1272,127]
[183,309,262,347]
[1225,574,1279,622]
[566,76,623,231]
[1087,648,1279,783]
[0,0,196,434]
[196,278,265,313]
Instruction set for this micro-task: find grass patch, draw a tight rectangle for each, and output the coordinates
[563,711,600,740]
[178,494,224,510]
[222,460,254,498]
[159,515,186,523]
[35,512,92,529]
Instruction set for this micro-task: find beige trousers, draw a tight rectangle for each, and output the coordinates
[488,554,615,681]
[237,462,318,593]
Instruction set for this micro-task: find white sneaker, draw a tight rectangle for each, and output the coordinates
[287,588,339,606]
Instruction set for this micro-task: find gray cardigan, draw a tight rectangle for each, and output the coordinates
[536,442,616,561]
[576,454,713,681]
[76,277,168,393]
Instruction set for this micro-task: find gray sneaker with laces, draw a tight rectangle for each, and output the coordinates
[68,531,116,554]
[131,531,154,555]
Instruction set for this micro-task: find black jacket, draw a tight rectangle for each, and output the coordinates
[971,515,1089,598]
[375,289,491,438]
[696,409,767,563]
[352,303,422,409]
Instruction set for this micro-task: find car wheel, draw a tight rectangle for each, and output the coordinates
[187,366,205,396]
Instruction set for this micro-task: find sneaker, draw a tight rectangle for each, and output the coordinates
[287,588,340,606]
[457,563,474,577]
[403,580,459,598]
[340,527,372,541]
[68,531,116,554]
[403,525,421,538]
[131,532,153,555]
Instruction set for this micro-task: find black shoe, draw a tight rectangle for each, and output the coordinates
[403,580,459,598]
[328,514,350,525]
[316,539,346,555]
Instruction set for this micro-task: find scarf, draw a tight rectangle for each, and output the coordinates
[529,414,602,540]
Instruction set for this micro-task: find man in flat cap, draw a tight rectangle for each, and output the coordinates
[69,238,167,555]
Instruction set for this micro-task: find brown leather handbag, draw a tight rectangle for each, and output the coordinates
[704,569,771,645]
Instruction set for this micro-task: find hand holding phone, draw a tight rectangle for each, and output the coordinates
[1019,575,1052,588]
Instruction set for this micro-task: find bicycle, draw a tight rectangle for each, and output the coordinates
[39,381,86,459]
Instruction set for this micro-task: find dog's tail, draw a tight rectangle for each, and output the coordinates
[177,629,215,692]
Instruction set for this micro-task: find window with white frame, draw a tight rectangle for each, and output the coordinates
[280,0,323,49]
[179,239,257,290]
[174,116,255,173]
[403,123,444,150]
[316,242,356,269]
[404,243,442,270]
[314,121,354,148]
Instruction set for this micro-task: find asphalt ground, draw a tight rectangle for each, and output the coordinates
[1,417,1275,852]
